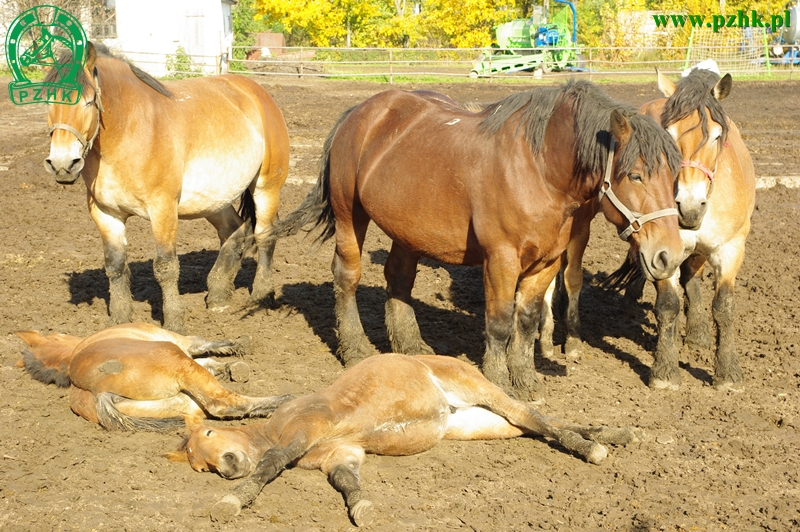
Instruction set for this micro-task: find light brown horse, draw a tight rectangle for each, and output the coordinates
[168,353,640,526]
[43,42,290,333]
[541,68,755,391]
[15,322,293,431]
[263,81,684,400]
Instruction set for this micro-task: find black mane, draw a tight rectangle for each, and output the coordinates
[44,42,173,99]
[479,80,681,180]
[660,68,729,156]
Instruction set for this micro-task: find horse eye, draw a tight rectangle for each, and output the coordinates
[629,173,642,183]
[205,429,214,437]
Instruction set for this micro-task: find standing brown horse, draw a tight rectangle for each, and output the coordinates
[43,42,290,333]
[541,68,755,391]
[264,81,684,400]
[15,322,292,430]
[167,353,640,526]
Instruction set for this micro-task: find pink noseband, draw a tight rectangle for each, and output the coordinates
[681,160,714,182]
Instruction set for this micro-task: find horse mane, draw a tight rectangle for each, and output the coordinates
[44,43,173,99]
[660,68,729,156]
[479,80,682,180]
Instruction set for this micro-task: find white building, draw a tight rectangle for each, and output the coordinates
[101,0,235,76]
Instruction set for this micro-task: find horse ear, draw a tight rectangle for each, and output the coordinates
[656,67,676,97]
[713,73,732,101]
[164,450,189,462]
[85,42,97,72]
[610,110,632,147]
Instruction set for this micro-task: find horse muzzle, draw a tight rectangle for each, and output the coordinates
[639,247,681,282]
[44,156,84,184]
[676,198,707,230]
[216,450,253,480]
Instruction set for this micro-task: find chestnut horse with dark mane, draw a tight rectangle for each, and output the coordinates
[43,42,289,333]
[540,68,755,391]
[264,81,684,400]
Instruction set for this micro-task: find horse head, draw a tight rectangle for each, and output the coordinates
[168,424,263,480]
[44,41,103,184]
[598,109,683,282]
[656,68,731,229]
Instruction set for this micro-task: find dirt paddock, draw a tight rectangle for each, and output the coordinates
[1,75,799,531]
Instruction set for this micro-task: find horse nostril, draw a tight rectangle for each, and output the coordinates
[69,158,82,171]
[654,250,669,273]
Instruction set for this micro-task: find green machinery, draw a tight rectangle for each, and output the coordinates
[470,0,581,77]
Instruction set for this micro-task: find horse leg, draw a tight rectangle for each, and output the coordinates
[538,278,556,359]
[332,209,374,367]
[681,255,712,350]
[250,176,285,307]
[563,209,596,359]
[89,199,132,325]
[205,206,248,309]
[211,424,319,522]
[384,243,434,355]
[304,445,373,527]
[480,252,520,394]
[151,208,185,333]
[650,272,682,390]
[709,239,746,390]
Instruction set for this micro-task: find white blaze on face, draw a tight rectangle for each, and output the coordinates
[46,129,86,175]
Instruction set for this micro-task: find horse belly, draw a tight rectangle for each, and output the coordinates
[177,149,262,218]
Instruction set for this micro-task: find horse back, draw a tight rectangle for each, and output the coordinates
[68,339,197,400]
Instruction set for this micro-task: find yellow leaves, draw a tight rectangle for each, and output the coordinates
[422,0,520,47]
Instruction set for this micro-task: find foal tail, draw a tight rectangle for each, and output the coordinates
[95,392,186,433]
[260,106,357,248]
[14,331,82,387]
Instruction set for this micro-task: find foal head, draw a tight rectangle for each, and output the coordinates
[43,42,103,184]
[168,425,264,480]
[657,68,731,229]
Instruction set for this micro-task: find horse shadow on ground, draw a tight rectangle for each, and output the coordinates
[566,272,714,386]
[66,250,257,323]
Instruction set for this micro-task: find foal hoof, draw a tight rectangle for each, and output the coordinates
[712,379,744,392]
[228,361,251,383]
[586,442,608,465]
[350,499,374,527]
[211,494,242,523]
[564,337,582,360]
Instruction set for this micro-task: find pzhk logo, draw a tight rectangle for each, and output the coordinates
[5,5,87,105]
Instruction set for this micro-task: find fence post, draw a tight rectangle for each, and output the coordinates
[588,48,592,82]
[389,49,393,85]
[299,46,304,78]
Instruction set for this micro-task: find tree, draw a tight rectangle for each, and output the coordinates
[421,0,520,48]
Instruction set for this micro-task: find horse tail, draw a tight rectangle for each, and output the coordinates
[95,392,186,432]
[261,106,357,248]
[14,331,82,388]
[601,249,646,296]
[238,188,257,232]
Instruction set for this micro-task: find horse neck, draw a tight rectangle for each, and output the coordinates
[94,58,159,142]
[240,423,279,454]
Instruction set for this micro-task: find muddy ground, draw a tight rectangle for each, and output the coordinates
[1,75,799,531]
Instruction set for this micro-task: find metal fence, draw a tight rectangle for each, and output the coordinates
[136,44,799,80]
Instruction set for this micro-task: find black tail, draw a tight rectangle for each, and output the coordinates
[260,106,357,248]
[96,392,186,433]
[601,248,646,297]
[238,188,257,232]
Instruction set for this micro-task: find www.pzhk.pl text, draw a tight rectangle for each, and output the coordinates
[653,10,793,32]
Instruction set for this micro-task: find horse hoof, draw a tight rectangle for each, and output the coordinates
[228,361,251,383]
[210,494,242,523]
[649,377,680,391]
[350,499,374,527]
[712,379,744,392]
[210,305,230,313]
[564,337,582,359]
[586,442,608,465]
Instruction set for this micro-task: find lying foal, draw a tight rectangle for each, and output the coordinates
[170,354,640,526]
[16,322,292,431]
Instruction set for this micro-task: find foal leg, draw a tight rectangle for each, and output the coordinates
[708,239,746,390]
[384,243,434,355]
[250,180,285,307]
[205,206,249,309]
[650,272,682,390]
[507,260,561,401]
[332,208,375,366]
[89,198,132,325]
[681,255,712,351]
[306,445,373,527]
[562,200,597,359]
[538,277,557,359]
[150,207,185,333]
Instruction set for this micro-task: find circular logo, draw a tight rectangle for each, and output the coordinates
[5,5,88,105]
